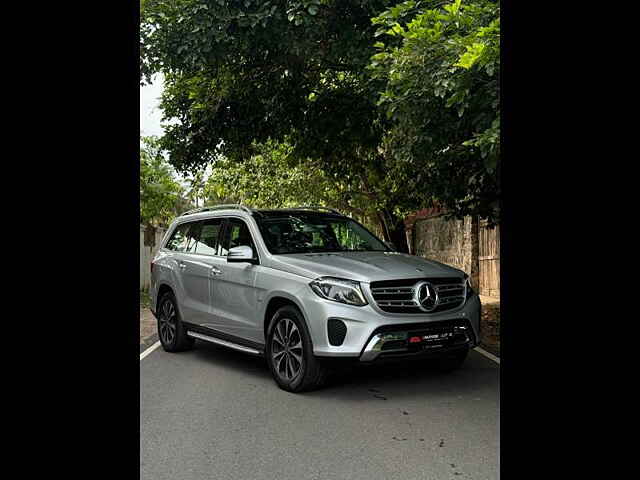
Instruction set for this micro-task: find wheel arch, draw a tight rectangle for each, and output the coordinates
[156,283,175,313]
[263,293,311,342]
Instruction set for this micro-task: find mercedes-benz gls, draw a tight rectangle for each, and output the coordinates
[150,205,481,392]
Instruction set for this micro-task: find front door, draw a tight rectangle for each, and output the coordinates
[209,217,262,343]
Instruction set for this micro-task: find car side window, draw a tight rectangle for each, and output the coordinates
[165,223,192,252]
[221,218,255,256]
[194,218,223,256]
[184,222,202,253]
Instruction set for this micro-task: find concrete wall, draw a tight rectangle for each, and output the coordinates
[140,225,167,290]
[409,212,500,355]
[412,215,479,289]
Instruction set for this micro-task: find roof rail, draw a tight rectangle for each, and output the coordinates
[180,204,254,216]
[292,205,344,216]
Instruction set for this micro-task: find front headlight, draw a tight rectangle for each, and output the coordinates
[309,277,368,306]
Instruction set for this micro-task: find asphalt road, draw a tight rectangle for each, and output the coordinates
[141,341,500,480]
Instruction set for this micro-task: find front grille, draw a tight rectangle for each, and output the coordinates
[370,277,465,314]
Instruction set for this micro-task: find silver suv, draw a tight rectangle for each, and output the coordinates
[150,205,481,392]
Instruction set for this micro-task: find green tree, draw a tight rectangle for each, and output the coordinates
[370,0,500,223]
[140,136,189,226]
[140,0,501,250]
[203,140,386,234]
[141,0,416,250]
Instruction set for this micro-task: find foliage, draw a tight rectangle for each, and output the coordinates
[370,0,500,223]
[140,0,501,246]
[140,288,152,308]
[203,140,386,233]
[141,0,389,170]
[141,0,414,248]
[140,136,189,226]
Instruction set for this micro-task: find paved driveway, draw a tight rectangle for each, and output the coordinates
[141,341,499,480]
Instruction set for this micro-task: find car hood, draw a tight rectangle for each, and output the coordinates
[266,251,465,283]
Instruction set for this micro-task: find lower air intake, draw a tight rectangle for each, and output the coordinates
[327,318,347,346]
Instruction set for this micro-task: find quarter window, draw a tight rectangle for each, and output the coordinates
[165,223,192,252]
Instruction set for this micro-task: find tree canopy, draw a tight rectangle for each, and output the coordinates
[370,0,500,222]
[140,0,500,247]
[202,140,387,235]
[140,136,190,226]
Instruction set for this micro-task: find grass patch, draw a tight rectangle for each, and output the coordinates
[140,288,151,309]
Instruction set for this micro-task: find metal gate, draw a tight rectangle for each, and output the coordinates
[478,220,500,297]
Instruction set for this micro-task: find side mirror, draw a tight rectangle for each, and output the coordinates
[385,241,396,251]
[227,245,258,264]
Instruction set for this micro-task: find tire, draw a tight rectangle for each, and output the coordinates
[157,291,194,352]
[436,348,469,373]
[266,305,328,393]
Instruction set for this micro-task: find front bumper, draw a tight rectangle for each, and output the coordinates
[303,289,481,361]
[359,318,474,362]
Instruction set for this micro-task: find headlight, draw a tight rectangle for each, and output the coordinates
[309,277,368,306]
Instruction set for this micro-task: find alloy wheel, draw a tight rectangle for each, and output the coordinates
[271,318,303,381]
[159,299,177,345]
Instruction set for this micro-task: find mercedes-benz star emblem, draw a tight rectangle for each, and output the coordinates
[414,281,438,312]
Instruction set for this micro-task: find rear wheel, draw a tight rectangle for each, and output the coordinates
[157,291,194,352]
[266,305,328,393]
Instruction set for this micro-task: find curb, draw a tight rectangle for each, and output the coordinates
[140,332,159,354]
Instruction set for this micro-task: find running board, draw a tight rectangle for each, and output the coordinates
[187,331,262,355]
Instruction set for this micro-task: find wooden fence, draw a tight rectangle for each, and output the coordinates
[478,220,500,298]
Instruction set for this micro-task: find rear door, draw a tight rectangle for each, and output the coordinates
[162,222,191,317]
[174,221,210,326]
[186,217,226,328]
[171,220,211,325]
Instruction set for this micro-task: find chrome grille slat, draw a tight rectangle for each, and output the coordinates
[370,287,414,295]
[438,296,464,304]
[434,284,464,292]
[370,277,465,314]
[376,300,418,306]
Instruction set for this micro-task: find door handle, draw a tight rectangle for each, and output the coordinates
[210,266,222,276]
[178,261,186,270]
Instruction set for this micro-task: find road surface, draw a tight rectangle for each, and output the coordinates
[141,341,499,480]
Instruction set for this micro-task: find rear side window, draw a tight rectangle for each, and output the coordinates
[184,222,202,253]
[165,223,192,252]
[194,218,223,256]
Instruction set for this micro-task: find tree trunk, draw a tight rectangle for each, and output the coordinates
[375,211,391,242]
[382,209,409,253]
[358,176,409,252]
[388,220,409,253]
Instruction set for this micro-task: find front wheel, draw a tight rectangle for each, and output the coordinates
[266,305,328,393]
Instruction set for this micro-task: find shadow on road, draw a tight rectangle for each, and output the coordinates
[188,339,499,402]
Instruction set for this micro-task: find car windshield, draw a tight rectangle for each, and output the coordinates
[255,213,389,255]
